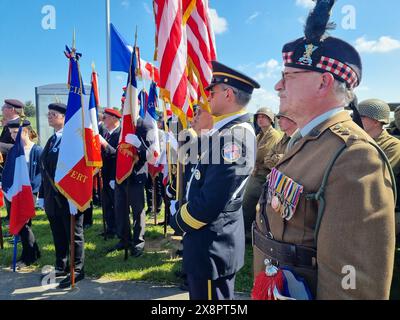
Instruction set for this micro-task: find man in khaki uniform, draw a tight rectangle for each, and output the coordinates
[358,99,400,235]
[253,0,395,300]
[264,112,297,170]
[243,107,281,243]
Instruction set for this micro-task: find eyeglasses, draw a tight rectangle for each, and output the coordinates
[47,112,61,118]
[281,70,313,87]
[209,87,238,98]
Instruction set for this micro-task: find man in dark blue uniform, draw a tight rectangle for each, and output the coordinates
[170,61,259,300]
[99,108,122,238]
[38,103,85,288]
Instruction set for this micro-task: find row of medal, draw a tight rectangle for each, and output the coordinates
[266,168,304,221]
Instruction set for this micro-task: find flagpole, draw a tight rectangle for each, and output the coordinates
[70,215,76,288]
[106,0,111,108]
[12,236,18,272]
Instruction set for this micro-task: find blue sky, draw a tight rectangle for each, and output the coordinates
[1,0,400,114]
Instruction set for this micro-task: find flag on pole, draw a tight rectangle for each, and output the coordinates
[145,81,162,178]
[154,0,217,122]
[55,46,93,212]
[2,127,35,235]
[115,46,140,184]
[154,0,191,123]
[186,0,217,109]
[84,65,103,167]
[138,89,148,119]
[110,23,160,83]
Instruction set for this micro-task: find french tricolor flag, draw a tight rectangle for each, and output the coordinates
[55,47,93,212]
[2,127,35,235]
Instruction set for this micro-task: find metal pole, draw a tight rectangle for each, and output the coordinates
[105,0,111,108]
[70,215,76,288]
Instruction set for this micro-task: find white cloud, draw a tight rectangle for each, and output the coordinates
[209,8,228,34]
[355,86,370,93]
[121,0,130,8]
[297,16,306,26]
[143,2,152,15]
[248,88,279,114]
[355,36,400,53]
[254,59,282,80]
[295,0,315,9]
[246,11,260,24]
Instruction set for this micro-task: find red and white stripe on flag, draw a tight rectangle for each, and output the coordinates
[154,0,192,121]
[154,0,217,122]
[186,0,217,108]
[84,70,103,167]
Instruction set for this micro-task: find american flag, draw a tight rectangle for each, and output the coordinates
[154,0,216,122]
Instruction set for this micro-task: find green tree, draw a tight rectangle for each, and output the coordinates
[24,101,36,117]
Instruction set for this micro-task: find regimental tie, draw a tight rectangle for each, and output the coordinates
[266,168,304,221]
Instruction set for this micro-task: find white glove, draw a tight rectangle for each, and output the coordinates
[109,180,115,190]
[68,200,78,215]
[125,134,142,148]
[170,200,178,216]
[36,198,44,209]
[167,132,178,152]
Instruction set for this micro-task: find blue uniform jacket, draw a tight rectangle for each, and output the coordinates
[170,113,256,279]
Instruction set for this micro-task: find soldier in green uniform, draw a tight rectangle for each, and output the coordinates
[243,108,281,243]
[358,99,400,235]
[264,112,298,170]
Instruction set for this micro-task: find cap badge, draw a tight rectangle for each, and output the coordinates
[298,44,318,66]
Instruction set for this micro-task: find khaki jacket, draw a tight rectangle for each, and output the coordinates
[254,111,395,300]
[264,133,291,170]
[375,130,400,176]
[253,126,282,177]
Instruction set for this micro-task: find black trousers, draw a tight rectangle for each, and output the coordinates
[114,174,146,249]
[145,173,163,212]
[187,274,236,300]
[19,220,40,264]
[82,203,93,227]
[102,179,116,234]
[46,209,84,272]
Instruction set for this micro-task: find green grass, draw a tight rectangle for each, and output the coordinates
[3,206,396,298]
[0,206,254,293]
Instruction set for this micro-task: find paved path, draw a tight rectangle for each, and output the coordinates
[0,268,249,300]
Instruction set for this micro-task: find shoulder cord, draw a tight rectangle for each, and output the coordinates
[306,142,397,247]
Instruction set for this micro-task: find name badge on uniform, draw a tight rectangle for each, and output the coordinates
[266,168,304,221]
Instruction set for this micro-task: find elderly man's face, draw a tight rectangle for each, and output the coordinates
[278,116,297,134]
[274,67,321,122]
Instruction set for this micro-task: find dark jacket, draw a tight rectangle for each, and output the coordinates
[28,144,43,194]
[101,126,121,182]
[170,113,256,279]
[39,133,69,215]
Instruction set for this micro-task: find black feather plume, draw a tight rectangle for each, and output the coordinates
[304,0,337,45]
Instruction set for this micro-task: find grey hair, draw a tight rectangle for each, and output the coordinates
[221,84,252,107]
[334,80,354,107]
